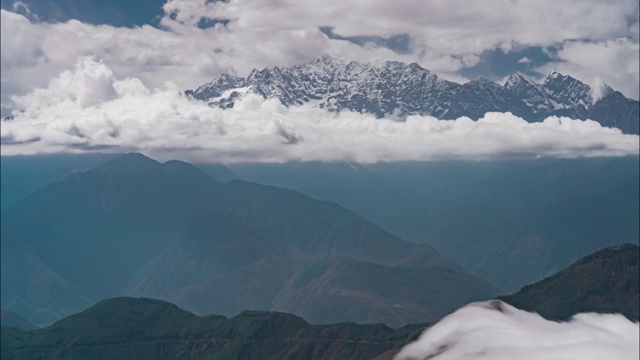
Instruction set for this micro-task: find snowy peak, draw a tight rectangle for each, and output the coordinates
[187,56,639,134]
[443,77,534,119]
[543,71,590,93]
[185,74,246,101]
[545,71,563,81]
[505,72,536,88]
[505,73,554,113]
[543,72,592,102]
[309,53,351,68]
[312,52,337,64]
[541,72,594,118]
[190,54,459,117]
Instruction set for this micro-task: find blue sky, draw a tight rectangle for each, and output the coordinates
[0,0,165,26]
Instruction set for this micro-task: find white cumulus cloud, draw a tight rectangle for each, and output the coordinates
[1,0,638,117]
[395,300,639,360]
[1,57,638,163]
[536,38,640,99]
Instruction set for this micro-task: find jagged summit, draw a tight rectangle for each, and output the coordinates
[505,72,536,87]
[505,72,554,113]
[189,54,449,116]
[187,55,639,134]
[546,70,563,80]
[542,71,593,113]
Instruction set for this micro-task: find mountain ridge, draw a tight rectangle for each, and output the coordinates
[0,296,427,360]
[186,54,639,134]
[3,244,637,360]
[500,243,639,320]
[1,153,499,328]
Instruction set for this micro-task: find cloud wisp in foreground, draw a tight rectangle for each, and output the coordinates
[395,300,639,360]
[1,57,638,164]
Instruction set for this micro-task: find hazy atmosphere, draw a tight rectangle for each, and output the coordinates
[1,1,638,359]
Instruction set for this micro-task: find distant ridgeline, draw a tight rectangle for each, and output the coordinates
[1,154,638,331]
[0,154,640,306]
[2,244,636,360]
[187,54,639,134]
[1,153,499,329]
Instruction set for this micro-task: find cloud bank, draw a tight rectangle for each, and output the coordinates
[1,0,638,118]
[1,57,638,163]
[395,300,639,360]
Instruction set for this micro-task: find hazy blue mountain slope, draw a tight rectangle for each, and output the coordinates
[228,157,640,291]
[1,154,498,328]
[0,154,237,211]
[0,309,37,331]
[0,154,118,211]
[424,172,640,291]
[3,154,636,296]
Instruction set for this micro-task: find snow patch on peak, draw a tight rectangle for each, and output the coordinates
[186,57,639,134]
[506,72,535,85]
[547,71,562,80]
[505,74,524,88]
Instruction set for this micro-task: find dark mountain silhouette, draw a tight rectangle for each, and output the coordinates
[500,244,640,320]
[1,153,499,328]
[4,245,636,360]
[0,297,426,360]
[373,244,640,359]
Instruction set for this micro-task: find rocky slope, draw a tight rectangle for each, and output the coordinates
[500,244,639,320]
[187,54,639,134]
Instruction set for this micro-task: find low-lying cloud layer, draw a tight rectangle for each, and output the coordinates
[395,300,639,360]
[1,57,638,163]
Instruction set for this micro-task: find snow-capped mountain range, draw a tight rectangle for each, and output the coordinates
[186,54,639,134]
